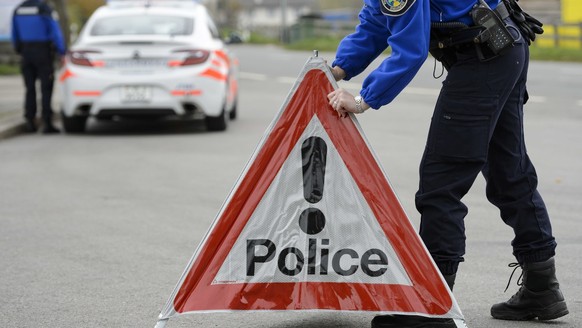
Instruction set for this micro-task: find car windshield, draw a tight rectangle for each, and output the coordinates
[90,15,194,36]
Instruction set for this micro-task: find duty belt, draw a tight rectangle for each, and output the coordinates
[431,1,511,50]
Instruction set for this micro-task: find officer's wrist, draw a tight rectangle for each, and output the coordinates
[354,95,370,114]
[331,66,346,81]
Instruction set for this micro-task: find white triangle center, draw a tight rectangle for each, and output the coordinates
[213,115,412,285]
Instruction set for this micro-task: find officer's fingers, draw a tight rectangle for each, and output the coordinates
[329,99,338,111]
[328,89,345,106]
[332,88,349,97]
[336,90,353,105]
[337,107,349,118]
[327,90,338,100]
[333,103,343,116]
[328,92,336,103]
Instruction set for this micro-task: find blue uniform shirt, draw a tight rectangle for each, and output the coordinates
[11,0,66,55]
[332,0,500,109]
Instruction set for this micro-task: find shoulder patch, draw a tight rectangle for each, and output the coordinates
[16,6,40,16]
[379,0,417,16]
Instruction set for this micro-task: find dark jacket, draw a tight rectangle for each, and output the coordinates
[11,0,66,55]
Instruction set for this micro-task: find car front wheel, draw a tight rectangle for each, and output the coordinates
[205,108,227,132]
[229,97,238,120]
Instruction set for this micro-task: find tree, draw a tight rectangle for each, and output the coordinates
[47,0,70,44]
[66,0,104,27]
[45,0,105,45]
[216,0,242,29]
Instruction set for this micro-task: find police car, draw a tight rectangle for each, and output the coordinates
[58,0,238,133]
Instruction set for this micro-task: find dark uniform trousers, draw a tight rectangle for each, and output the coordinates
[416,18,557,276]
[20,42,56,124]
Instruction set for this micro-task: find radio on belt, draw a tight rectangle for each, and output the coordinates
[471,0,515,56]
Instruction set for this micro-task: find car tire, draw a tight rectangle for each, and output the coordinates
[205,108,227,132]
[229,98,238,120]
[62,113,87,133]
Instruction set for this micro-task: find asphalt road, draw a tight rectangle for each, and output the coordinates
[0,44,580,328]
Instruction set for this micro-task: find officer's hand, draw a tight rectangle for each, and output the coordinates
[330,66,346,81]
[327,88,370,117]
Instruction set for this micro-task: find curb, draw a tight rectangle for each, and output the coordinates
[0,113,25,141]
[0,112,66,140]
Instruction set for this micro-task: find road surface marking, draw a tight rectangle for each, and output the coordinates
[276,76,297,84]
[239,72,267,81]
[527,96,546,103]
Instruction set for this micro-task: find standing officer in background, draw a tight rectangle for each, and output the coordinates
[11,0,66,134]
[327,0,568,326]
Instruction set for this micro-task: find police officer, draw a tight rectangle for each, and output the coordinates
[326,0,568,326]
[11,0,66,134]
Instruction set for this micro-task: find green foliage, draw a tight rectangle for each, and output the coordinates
[529,46,582,62]
[67,0,105,28]
[248,33,279,45]
[278,37,581,62]
[285,37,343,52]
[0,64,20,76]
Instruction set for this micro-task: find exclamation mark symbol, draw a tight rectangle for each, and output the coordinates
[299,136,328,275]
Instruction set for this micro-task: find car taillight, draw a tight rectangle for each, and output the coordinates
[68,50,103,67]
[169,49,210,66]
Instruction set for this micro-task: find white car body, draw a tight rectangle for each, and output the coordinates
[58,0,238,132]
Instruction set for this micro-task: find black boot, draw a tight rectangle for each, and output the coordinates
[491,257,569,321]
[25,119,37,133]
[42,122,60,134]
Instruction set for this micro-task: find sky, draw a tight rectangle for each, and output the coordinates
[0,0,22,41]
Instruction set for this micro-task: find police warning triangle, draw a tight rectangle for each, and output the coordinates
[156,56,466,327]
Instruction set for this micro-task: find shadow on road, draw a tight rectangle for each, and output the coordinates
[80,118,212,136]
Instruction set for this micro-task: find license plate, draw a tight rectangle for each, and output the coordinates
[121,85,152,102]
